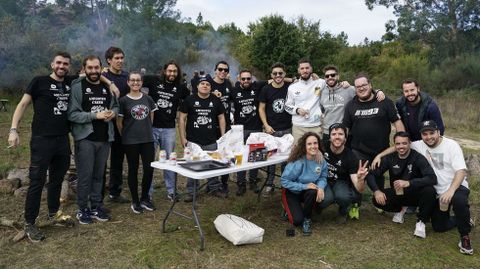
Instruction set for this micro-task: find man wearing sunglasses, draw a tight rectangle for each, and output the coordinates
[258,62,293,197]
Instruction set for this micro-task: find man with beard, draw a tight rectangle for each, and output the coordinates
[396,79,445,141]
[143,60,190,201]
[68,56,118,225]
[259,62,292,197]
[8,52,75,242]
[230,69,267,195]
[367,131,437,238]
[179,76,227,202]
[102,46,130,204]
[285,58,325,143]
[323,123,368,222]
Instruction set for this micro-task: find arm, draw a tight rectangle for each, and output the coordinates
[393,119,405,132]
[8,94,32,148]
[284,88,297,116]
[408,154,437,188]
[350,160,369,193]
[371,146,395,169]
[100,75,120,97]
[280,161,308,192]
[258,102,274,134]
[440,169,467,204]
[178,112,188,147]
[116,116,123,135]
[67,85,99,123]
[218,113,226,137]
[374,90,385,102]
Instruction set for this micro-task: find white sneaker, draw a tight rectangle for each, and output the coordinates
[414,220,426,238]
[392,207,407,224]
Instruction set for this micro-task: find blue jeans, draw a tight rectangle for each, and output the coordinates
[266,128,291,186]
[330,180,362,215]
[152,128,177,195]
[186,143,222,194]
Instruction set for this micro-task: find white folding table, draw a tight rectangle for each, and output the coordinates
[151,154,288,250]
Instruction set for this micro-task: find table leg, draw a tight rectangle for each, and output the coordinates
[162,196,177,233]
[192,179,205,250]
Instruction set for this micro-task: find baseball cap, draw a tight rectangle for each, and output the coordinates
[419,120,438,133]
[197,75,211,85]
[329,123,347,136]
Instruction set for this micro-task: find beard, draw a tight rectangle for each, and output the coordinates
[53,67,68,78]
[166,75,176,82]
[86,72,101,82]
[301,73,311,80]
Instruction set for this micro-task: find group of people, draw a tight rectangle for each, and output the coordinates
[7,49,473,256]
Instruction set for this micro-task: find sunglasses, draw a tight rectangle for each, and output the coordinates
[325,73,337,78]
[272,72,284,76]
[240,77,252,81]
[217,68,229,73]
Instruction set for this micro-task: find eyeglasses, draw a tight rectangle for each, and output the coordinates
[325,73,337,78]
[217,68,229,73]
[240,77,252,81]
[272,72,284,77]
[129,79,142,83]
[355,83,369,89]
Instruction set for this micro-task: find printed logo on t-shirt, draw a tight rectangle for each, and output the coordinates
[130,104,150,120]
[336,160,342,166]
[102,88,107,94]
[157,99,172,109]
[57,101,68,111]
[85,88,93,94]
[251,90,255,96]
[50,84,57,91]
[172,87,177,92]
[354,108,379,116]
[241,105,254,115]
[272,98,285,113]
[407,164,413,174]
[194,116,212,128]
[209,102,214,107]
[315,166,321,174]
[157,84,165,89]
[237,92,242,98]
[194,101,200,107]
[426,150,444,170]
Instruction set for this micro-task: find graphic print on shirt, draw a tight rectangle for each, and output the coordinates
[130,104,150,120]
[51,83,70,116]
[272,98,285,113]
[426,149,444,170]
[354,108,380,117]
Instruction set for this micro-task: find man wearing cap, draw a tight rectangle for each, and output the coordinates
[323,123,368,222]
[367,131,437,238]
[178,76,227,201]
[411,120,473,254]
[396,79,445,141]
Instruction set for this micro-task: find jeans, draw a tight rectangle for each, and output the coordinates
[75,139,110,209]
[266,128,291,186]
[236,129,261,186]
[152,128,177,195]
[186,143,222,194]
[432,185,471,236]
[124,142,155,204]
[25,135,70,224]
[330,180,362,216]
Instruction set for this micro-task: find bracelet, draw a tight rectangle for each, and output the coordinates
[9,128,17,133]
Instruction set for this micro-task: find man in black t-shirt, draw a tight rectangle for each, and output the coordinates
[343,73,404,163]
[179,76,227,202]
[258,62,292,196]
[366,132,437,238]
[102,46,130,204]
[68,56,118,225]
[231,69,267,195]
[8,52,75,242]
[143,60,190,201]
[323,123,367,222]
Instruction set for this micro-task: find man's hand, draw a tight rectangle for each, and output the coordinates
[297,108,309,117]
[104,110,115,122]
[375,90,385,102]
[109,84,120,98]
[96,111,109,120]
[316,188,325,203]
[374,190,387,206]
[439,189,455,204]
[8,131,19,148]
[357,160,369,181]
[393,180,410,190]
[306,183,317,190]
[264,125,275,134]
[371,155,382,170]
[180,137,188,148]
[212,90,222,98]
[340,81,351,88]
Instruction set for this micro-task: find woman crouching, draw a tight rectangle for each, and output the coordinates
[281,132,331,235]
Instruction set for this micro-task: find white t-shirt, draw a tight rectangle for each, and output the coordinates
[411,137,468,195]
[284,77,325,127]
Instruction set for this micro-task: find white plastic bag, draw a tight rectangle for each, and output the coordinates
[213,214,264,245]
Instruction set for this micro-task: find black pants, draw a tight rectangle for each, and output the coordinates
[108,128,125,197]
[124,142,155,204]
[372,185,436,223]
[432,185,471,236]
[25,135,70,224]
[281,188,317,226]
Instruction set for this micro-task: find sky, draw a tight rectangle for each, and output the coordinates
[176,0,396,45]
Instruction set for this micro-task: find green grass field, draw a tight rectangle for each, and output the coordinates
[0,93,479,269]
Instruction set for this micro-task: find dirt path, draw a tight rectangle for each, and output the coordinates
[447,136,480,150]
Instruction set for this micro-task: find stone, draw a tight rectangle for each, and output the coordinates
[14,186,29,198]
[8,178,21,189]
[466,154,480,184]
[0,180,14,194]
[20,177,30,187]
[7,168,28,182]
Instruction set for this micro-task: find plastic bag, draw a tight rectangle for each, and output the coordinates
[214,214,264,245]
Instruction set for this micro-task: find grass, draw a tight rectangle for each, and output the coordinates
[0,92,480,268]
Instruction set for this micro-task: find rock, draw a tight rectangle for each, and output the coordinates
[12,230,26,243]
[14,186,29,198]
[0,180,14,194]
[7,168,28,182]
[8,178,21,189]
[466,154,480,184]
[20,177,30,187]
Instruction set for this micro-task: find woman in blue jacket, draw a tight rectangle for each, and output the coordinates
[281,132,331,235]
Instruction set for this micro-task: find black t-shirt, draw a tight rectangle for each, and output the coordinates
[143,75,189,128]
[258,82,292,131]
[80,80,111,142]
[210,79,233,127]
[324,146,358,186]
[180,94,226,146]
[230,81,267,131]
[102,70,129,97]
[343,96,400,157]
[406,103,421,141]
[26,75,76,136]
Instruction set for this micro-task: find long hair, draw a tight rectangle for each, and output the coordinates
[160,60,182,85]
[287,132,323,163]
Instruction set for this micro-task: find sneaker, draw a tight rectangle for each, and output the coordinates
[90,207,111,222]
[167,193,179,202]
[24,223,46,243]
[281,210,288,222]
[108,194,130,204]
[414,220,426,238]
[236,185,246,196]
[183,194,194,203]
[459,235,473,255]
[392,207,407,224]
[76,208,93,225]
[262,186,274,197]
[210,189,228,199]
[130,203,144,214]
[249,181,260,193]
[302,218,312,236]
[348,203,360,220]
[47,211,75,227]
[140,200,156,211]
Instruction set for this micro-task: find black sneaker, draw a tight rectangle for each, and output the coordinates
[76,208,93,225]
[210,189,228,199]
[24,223,46,243]
[236,185,246,196]
[167,192,179,202]
[131,203,143,214]
[109,195,130,204]
[459,235,474,255]
[91,207,111,222]
[140,200,156,211]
